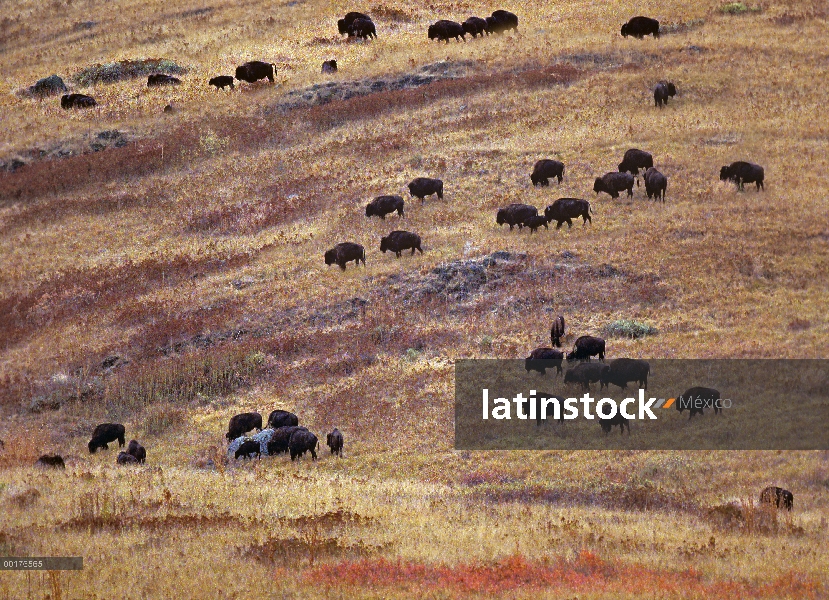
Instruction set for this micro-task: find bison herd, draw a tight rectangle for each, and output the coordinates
[225,409,343,461]
[428,10,518,43]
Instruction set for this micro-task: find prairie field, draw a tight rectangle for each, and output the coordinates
[1,0,828,597]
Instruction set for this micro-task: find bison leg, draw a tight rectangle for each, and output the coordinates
[396,251,402,258]
[397,208,404,217]
[338,261,347,270]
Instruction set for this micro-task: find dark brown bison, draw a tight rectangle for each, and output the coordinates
[654,81,676,107]
[428,20,466,42]
[525,347,564,376]
[531,159,565,186]
[322,59,338,73]
[380,230,423,257]
[594,172,635,198]
[462,17,487,37]
[486,10,518,34]
[566,335,606,361]
[127,440,146,464]
[643,167,667,202]
[601,358,650,390]
[563,362,609,391]
[366,195,404,219]
[88,423,126,453]
[618,148,654,181]
[550,315,565,347]
[348,18,377,39]
[675,387,721,419]
[226,412,263,441]
[408,177,444,202]
[235,440,261,460]
[525,214,549,233]
[267,426,308,455]
[147,73,181,86]
[544,198,592,229]
[324,242,366,270]
[600,413,630,436]
[209,75,235,90]
[235,61,275,83]
[289,429,318,461]
[267,409,299,429]
[326,428,344,457]
[760,486,793,511]
[720,161,764,191]
[496,203,538,230]
[338,12,371,35]
[117,451,139,465]
[36,454,65,468]
[61,93,96,109]
[621,16,659,38]
[532,393,565,425]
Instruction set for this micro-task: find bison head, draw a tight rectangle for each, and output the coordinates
[324,249,337,266]
[530,173,540,186]
[592,178,605,194]
[428,24,437,39]
[379,237,389,253]
[337,19,348,35]
[667,82,677,96]
[719,166,733,181]
[620,23,628,37]
[365,204,376,217]
[496,208,506,225]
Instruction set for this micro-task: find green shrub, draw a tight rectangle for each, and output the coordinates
[73,58,186,86]
[602,320,659,339]
[719,3,762,15]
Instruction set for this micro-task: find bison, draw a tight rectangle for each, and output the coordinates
[35,454,66,468]
[267,426,308,455]
[209,75,235,90]
[550,315,565,347]
[117,451,139,465]
[324,242,366,270]
[408,177,444,202]
[720,161,764,191]
[600,413,630,436]
[531,159,565,186]
[61,93,96,109]
[618,148,654,181]
[428,20,466,42]
[235,61,275,84]
[544,198,592,229]
[338,12,371,35]
[127,440,146,464]
[235,439,261,460]
[654,81,676,107]
[267,409,299,429]
[760,486,793,511]
[380,230,423,257]
[601,358,650,390]
[88,423,126,453]
[621,16,659,39]
[525,347,564,376]
[642,167,667,202]
[289,429,319,461]
[147,73,180,86]
[348,18,377,39]
[676,386,721,419]
[322,59,338,73]
[326,428,344,457]
[563,362,609,391]
[462,17,487,38]
[226,412,263,441]
[496,203,538,230]
[525,214,549,233]
[594,172,635,199]
[486,10,518,34]
[567,335,606,362]
[366,195,404,219]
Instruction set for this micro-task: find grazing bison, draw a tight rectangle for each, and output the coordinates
[567,335,606,362]
[594,172,635,199]
[338,12,371,35]
[496,203,539,230]
[654,81,676,107]
[324,242,366,270]
[88,423,126,453]
[486,10,519,34]
[209,75,235,90]
[147,73,181,86]
[428,20,466,42]
[322,59,338,73]
[226,412,263,441]
[643,167,667,202]
[621,16,660,39]
[720,161,764,191]
[618,148,654,181]
[600,413,630,436]
[550,315,565,347]
[61,93,96,109]
[235,439,261,460]
[117,451,139,465]
[525,214,550,233]
[463,17,487,38]
[760,486,793,511]
[235,61,275,84]
[289,429,319,461]
[267,409,299,430]
[326,428,344,457]
[126,440,146,464]
[380,230,423,257]
[408,177,444,202]
[36,454,65,468]
[267,426,308,455]
[531,159,565,186]
[532,393,565,425]
[676,386,721,419]
[601,358,650,390]
[525,347,564,376]
[366,195,404,219]
[348,18,377,39]
[544,198,592,229]
[564,362,609,391]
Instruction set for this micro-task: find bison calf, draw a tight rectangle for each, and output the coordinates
[88,423,126,453]
[324,242,366,270]
[147,73,181,86]
[61,93,96,109]
[326,428,344,457]
[209,75,235,90]
[544,198,592,229]
[235,440,261,460]
[600,413,630,436]
[760,486,793,511]
[675,387,721,419]
[380,230,423,257]
[127,440,146,464]
[366,195,404,219]
[36,454,66,468]
[531,159,564,186]
[525,214,549,233]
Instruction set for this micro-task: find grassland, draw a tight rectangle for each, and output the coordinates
[1,0,828,597]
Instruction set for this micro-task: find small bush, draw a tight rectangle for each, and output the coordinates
[719,3,762,15]
[602,320,658,339]
[73,58,186,86]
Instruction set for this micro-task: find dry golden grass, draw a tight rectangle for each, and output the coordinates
[1,0,828,596]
